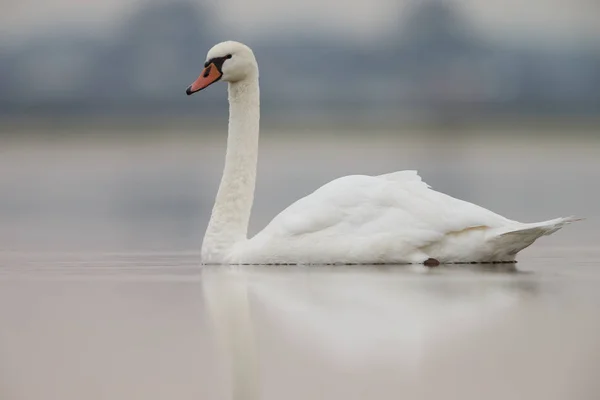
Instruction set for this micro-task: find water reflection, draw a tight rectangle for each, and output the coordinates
[0,256,599,400]
[200,262,600,400]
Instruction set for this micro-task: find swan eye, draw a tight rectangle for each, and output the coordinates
[226,54,232,59]
[204,61,209,68]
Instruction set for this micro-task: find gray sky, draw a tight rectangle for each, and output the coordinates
[2,0,600,45]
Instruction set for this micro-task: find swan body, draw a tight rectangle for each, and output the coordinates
[187,41,579,265]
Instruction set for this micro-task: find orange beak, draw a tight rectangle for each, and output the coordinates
[186,63,222,95]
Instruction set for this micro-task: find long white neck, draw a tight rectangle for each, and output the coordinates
[202,75,260,263]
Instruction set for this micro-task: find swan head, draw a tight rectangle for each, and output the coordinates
[186,41,257,95]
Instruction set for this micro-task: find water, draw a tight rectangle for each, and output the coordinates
[1,250,599,400]
[1,128,598,251]
[1,128,599,399]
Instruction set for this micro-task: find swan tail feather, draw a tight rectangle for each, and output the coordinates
[501,216,583,237]
[489,216,582,259]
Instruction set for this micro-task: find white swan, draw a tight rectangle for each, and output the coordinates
[187,41,579,265]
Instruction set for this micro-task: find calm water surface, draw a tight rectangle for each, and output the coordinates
[0,248,599,400]
[1,129,599,399]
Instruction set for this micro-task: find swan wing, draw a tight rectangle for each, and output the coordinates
[242,170,514,263]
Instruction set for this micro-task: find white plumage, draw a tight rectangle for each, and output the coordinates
[187,41,579,265]
[234,171,577,264]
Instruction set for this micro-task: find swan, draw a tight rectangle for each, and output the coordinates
[186,41,579,265]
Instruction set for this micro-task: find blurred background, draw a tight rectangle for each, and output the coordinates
[0,0,598,252]
[1,3,600,400]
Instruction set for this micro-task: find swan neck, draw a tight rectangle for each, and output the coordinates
[202,76,260,262]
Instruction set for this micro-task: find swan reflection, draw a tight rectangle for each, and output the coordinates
[201,265,559,400]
